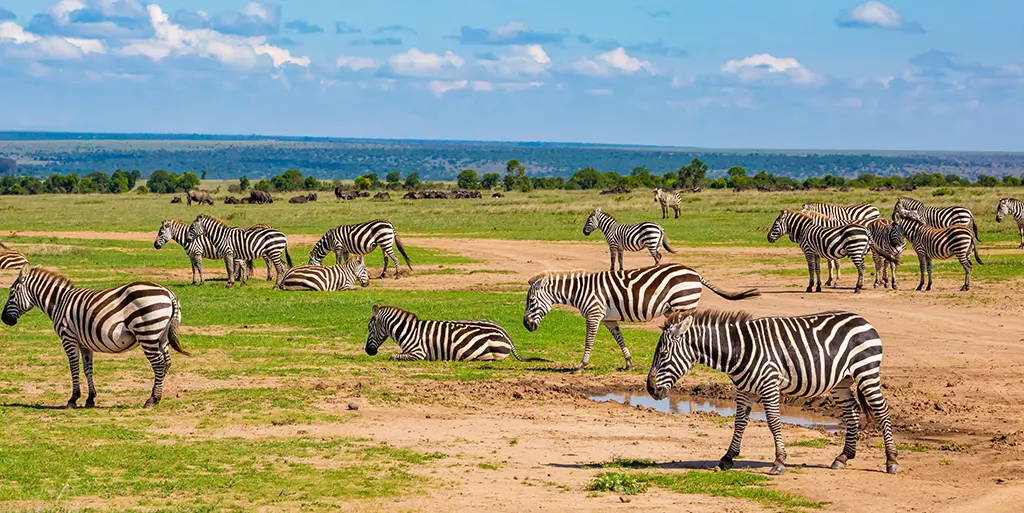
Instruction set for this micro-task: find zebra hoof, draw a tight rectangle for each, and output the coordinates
[717,458,734,471]
[620,362,635,371]
[143,397,160,408]
[830,459,847,470]
[805,287,813,293]
[815,287,822,293]
[768,465,786,476]
[916,285,923,291]
[570,365,587,375]
[62,400,78,410]
[85,398,96,408]
[960,285,969,291]
[886,463,899,474]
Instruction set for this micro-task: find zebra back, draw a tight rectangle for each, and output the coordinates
[0,250,29,270]
[365,305,515,361]
[281,256,369,291]
[894,197,976,230]
[801,202,880,221]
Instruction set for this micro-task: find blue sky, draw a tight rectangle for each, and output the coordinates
[0,1,1021,150]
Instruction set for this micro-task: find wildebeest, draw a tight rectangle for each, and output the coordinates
[170,196,183,204]
[599,186,632,195]
[224,196,242,204]
[334,186,345,200]
[373,192,391,200]
[289,193,318,204]
[249,190,273,204]
[187,190,214,206]
[492,192,505,198]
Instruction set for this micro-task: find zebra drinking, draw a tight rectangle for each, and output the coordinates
[893,197,980,240]
[0,242,29,270]
[892,206,981,291]
[996,198,1024,248]
[186,214,293,288]
[1,265,188,408]
[768,210,870,293]
[583,208,676,270]
[280,257,370,291]
[653,188,681,219]
[647,309,899,475]
[523,263,759,373]
[154,219,270,285]
[308,220,412,279]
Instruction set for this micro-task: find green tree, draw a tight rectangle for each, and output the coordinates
[354,176,372,190]
[481,173,501,190]
[272,169,304,191]
[676,158,708,189]
[568,167,601,190]
[304,176,321,190]
[457,169,479,189]
[239,175,250,191]
[201,170,208,180]
[87,172,110,192]
[79,177,98,194]
[976,175,999,187]
[504,159,529,191]
[108,173,130,193]
[404,172,420,190]
[386,171,402,189]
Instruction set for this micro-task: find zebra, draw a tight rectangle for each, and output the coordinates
[996,198,1024,248]
[0,242,29,269]
[365,305,545,362]
[647,309,898,476]
[893,197,980,241]
[280,256,370,291]
[583,208,676,270]
[154,219,270,285]
[801,202,880,221]
[800,212,905,290]
[308,220,412,279]
[1,265,188,408]
[186,214,293,288]
[768,210,870,293]
[653,188,681,219]
[523,263,759,373]
[892,206,981,291]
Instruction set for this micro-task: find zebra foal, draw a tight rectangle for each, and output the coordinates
[280,257,370,291]
[653,188,681,219]
[2,265,188,408]
[996,198,1024,248]
[647,309,898,475]
[768,210,870,293]
[583,208,677,270]
[892,206,981,291]
[308,220,411,279]
[186,214,293,288]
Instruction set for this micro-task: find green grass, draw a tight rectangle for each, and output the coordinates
[789,438,832,448]
[586,471,823,510]
[584,458,660,469]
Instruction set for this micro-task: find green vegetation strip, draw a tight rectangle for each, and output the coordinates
[587,470,823,510]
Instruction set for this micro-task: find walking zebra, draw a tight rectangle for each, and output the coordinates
[768,210,870,293]
[583,208,676,270]
[280,256,370,291]
[893,197,980,241]
[523,263,759,373]
[647,309,898,475]
[653,188,681,219]
[1,265,188,408]
[801,202,880,221]
[308,220,411,279]
[365,305,544,361]
[996,198,1024,248]
[186,214,293,288]
[892,206,981,291]
[0,242,29,269]
[154,219,270,285]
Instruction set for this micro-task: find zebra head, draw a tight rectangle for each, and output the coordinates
[996,199,1009,223]
[364,305,390,356]
[154,220,173,250]
[348,256,370,287]
[582,208,603,236]
[767,210,789,243]
[186,216,206,244]
[2,265,36,326]
[890,207,921,247]
[653,188,661,203]
[307,234,334,266]
[523,275,554,332]
[646,314,697,400]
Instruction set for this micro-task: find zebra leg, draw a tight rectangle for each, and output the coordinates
[959,254,972,291]
[602,321,634,370]
[760,385,788,475]
[195,255,205,287]
[141,342,167,408]
[925,256,933,291]
[718,391,754,471]
[573,317,601,374]
[829,377,859,470]
[272,256,287,289]
[1019,226,1024,249]
[389,352,425,361]
[852,253,866,293]
[378,249,390,279]
[916,255,926,291]
[857,377,900,474]
[673,205,679,219]
[264,258,273,281]
[224,255,236,288]
[389,251,402,279]
[81,347,97,408]
[871,251,883,289]
[618,249,626,271]
[189,254,199,285]
[608,247,616,271]
[890,258,899,290]
[804,255,815,293]
[825,259,836,287]
[61,341,82,409]
[661,203,667,219]
[649,243,662,266]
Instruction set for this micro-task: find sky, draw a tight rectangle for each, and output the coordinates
[0,1,1022,151]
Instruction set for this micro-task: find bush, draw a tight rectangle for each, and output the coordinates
[932,187,955,197]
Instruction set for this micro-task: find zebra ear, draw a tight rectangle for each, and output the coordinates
[17,263,31,278]
[667,315,694,338]
[372,304,379,313]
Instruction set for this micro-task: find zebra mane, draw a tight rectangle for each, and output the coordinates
[596,210,616,220]
[527,269,589,284]
[26,266,74,288]
[663,308,754,329]
[196,213,228,227]
[376,305,419,320]
[898,197,924,208]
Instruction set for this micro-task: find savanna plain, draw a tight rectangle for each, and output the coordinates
[1,187,1023,512]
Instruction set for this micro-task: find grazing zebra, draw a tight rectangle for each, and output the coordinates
[996,198,1024,248]
[653,188,681,219]
[154,219,270,285]
[523,263,759,373]
[280,257,370,291]
[800,213,905,290]
[308,220,412,279]
[892,206,981,291]
[186,214,293,288]
[801,202,880,221]
[365,305,544,361]
[893,197,980,241]
[647,309,898,475]
[768,210,870,293]
[0,242,29,269]
[583,208,676,270]
[1,265,188,408]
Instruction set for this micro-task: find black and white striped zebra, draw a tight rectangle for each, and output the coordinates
[653,188,681,219]
[308,220,412,279]
[801,202,880,221]
[365,305,543,361]
[1,265,188,408]
[893,197,980,241]
[799,212,905,290]
[0,242,29,270]
[280,256,370,291]
[768,210,870,293]
[996,198,1024,248]
[892,206,981,291]
[186,214,293,288]
[523,263,759,373]
[154,219,268,285]
[583,208,676,270]
[647,309,898,475]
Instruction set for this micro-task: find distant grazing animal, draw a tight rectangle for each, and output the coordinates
[893,197,979,241]
[768,210,870,293]
[170,196,182,204]
[0,242,29,270]
[308,220,411,279]
[366,305,544,362]
[373,192,391,200]
[154,219,271,285]
[224,196,242,205]
[892,206,981,291]
[280,257,370,291]
[288,194,311,204]
[248,190,273,204]
[583,208,676,270]
[1,265,188,408]
[523,264,759,373]
[653,188,681,219]
[648,309,898,475]
[801,202,880,221]
[186,214,292,288]
[186,190,214,206]
[491,192,504,198]
[996,198,1024,248]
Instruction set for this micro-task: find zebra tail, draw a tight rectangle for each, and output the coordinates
[0,241,8,250]
[973,241,983,265]
[700,276,760,300]
[285,247,293,268]
[166,293,191,356]
[662,236,677,254]
[395,236,413,271]
[854,384,876,427]
[972,217,981,242]
[509,343,551,362]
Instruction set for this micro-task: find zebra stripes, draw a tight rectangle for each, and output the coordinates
[996,198,1024,248]
[155,219,270,285]
[647,309,898,475]
[523,263,759,373]
[0,242,29,270]
[801,202,881,221]
[893,197,980,241]
[653,188,681,219]
[308,220,412,279]
[187,214,293,288]
[892,207,981,291]
[280,257,370,291]
[768,210,870,293]
[799,213,905,290]
[366,305,539,361]
[583,208,676,270]
[2,265,188,408]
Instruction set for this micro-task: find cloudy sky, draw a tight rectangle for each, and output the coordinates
[0,1,1020,150]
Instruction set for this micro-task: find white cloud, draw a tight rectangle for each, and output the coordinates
[720,54,824,86]
[388,48,464,77]
[837,2,923,33]
[1,20,107,60]
[571,48,655,77]
[336,55,380,72]
[255,44,309,68]
[429,79,469,96]
[0,21,41,43]
[65,37,106,54]
[479,44,551,78]
[427,79,543,96]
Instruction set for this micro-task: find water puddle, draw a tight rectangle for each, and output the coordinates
[591,390,842,433]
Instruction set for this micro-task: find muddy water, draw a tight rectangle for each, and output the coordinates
[591,390,842,433]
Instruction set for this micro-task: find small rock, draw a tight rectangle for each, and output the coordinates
[934,402,945,412]
[347,402,359,411]
[512,391,523,399]
[996,478,1006,484]
[619,496,631,503]
[946,382,955,388]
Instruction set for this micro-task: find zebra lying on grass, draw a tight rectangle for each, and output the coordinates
[1,265,188,408]
[583,208,676,270]
[647,309,898,475]
[0,242,29,269]
[996,198,1024,248]
[187,214,293,288]
[893,197,980,241]
[280,257,370,291]
[768,210,870,293]
[893,206,981,291]
[653,188,681,219]
[365,305,546,362]
[523,263,759,373]
[155,219,268,285]
[308,220,412,279]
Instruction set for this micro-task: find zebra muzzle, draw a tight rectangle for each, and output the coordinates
[1,312,17,326]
